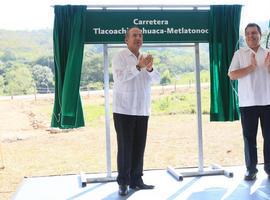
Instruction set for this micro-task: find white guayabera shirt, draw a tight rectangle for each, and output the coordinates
[228,46,270,107]
[112,48,160,116]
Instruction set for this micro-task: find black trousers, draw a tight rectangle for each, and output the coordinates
[240,105,270,173]
[113,113,149,185]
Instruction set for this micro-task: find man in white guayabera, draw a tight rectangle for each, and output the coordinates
[112,27,160,196]
[228,23,270,181]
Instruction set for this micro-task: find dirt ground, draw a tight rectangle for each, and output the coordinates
[0,96,265,200]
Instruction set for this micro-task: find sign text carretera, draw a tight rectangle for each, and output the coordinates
[85,10,210,44]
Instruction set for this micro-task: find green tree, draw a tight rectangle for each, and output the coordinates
[0,75,4,95]
[32,65,54,93]
[1,49,16,62]
[0,60,4,75]
[169,55,194,73]
[35,55,54,74]
[81,54,103,88]
[5,64,35,95]
[160,69,172,85]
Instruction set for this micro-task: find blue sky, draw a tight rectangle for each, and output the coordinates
[0,0,269,30]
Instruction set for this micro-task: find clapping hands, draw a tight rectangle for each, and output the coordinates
[251,53,257,67]
[138,54,153,71]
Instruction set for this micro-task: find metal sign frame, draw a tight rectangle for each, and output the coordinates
[79,5,233,187]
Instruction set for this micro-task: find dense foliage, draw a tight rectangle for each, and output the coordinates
[0,28,268,95]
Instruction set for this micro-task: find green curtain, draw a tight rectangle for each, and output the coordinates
[209,5,241,121]
[51,5,86,128]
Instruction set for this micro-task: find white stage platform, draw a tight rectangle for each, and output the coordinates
[12,165,270,200]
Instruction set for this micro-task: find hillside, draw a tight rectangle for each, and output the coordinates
[0,21,268,63]
[0,24,269,96]
[0,29,53,62]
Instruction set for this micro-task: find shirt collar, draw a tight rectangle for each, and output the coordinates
[125,48,141,58]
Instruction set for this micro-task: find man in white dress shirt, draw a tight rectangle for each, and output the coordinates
[112,27,160,196]
[228,23,270,181]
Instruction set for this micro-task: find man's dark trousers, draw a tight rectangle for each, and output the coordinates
[113,113,149,185]
[240,105,270,174]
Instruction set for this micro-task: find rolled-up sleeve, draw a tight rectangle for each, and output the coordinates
[228,51,240,74]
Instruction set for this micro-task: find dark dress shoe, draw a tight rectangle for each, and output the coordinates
[244,169,258,181]
[130,182,155,190]
[118,185,128,196]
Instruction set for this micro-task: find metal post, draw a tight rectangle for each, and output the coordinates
[166,44,233,181]
[195,43,204,172]
[103,44,112,177]
[79,44,116,187]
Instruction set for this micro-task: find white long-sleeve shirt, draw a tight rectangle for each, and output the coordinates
[112,48,160,116]
[228,46,270,107]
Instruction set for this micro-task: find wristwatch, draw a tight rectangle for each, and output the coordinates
[147,68,153,72]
